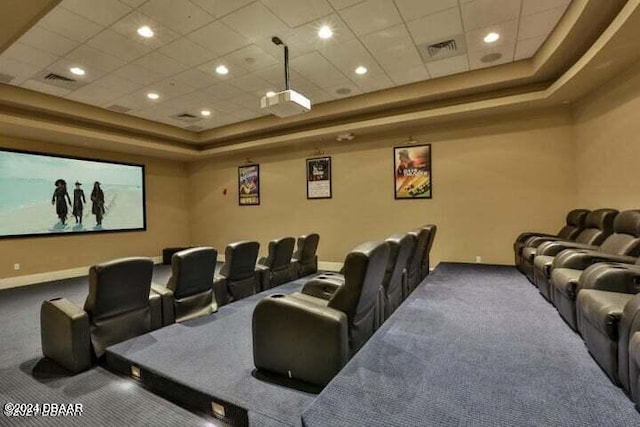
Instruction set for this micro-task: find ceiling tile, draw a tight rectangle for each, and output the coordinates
[227,73,273,93]
[465,20,518,53]
[170,68,220,90]
[514,35,545,60]
[231,109,262,121]
[143,77,198,100]
[131,52,189,80]
[320,38,385,82]
[290,51,350,88]
[0,58,41,85]
[394,0,458,22]
[61,0,132,27]
[196,57,250,81]
[324,82,363,99]
[221,2,290,43]
[386,64,429,86]
[521,0,570,17]
[468,42,515,70]
[229,93,262,110]
[119,0,148,8]
[338,0,402,36]
[279,14,356,60]
[351,73,394,92]
[426,54,469,78]
[111,10,181,49]
[86,29,152,62]
[37,7,103,43]
[191,0,255,18]
[261,0,333,28]
[159,37,218,67]
[518,6,566,41]
[2,43,59,69]
[406,7,463,45]
[18,26,78,57]
[47,57,108,82]
[64,45,127,74]
[139,0,215,35]
[361,23,421,67]
[461,0,521,32]
[204,82,246,101]
[113,63,165,85]
[221,45,279,74]
[187,21,250,57]
[327,0,364,10]
[208,99,244,113]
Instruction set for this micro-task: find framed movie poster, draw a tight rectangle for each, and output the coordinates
[0,147,146,239]
[394,144,432,199]
[238,164,260,205]
[306,156,332,199]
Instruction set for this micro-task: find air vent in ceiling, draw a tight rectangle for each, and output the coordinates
[0,73,15,84]
[172,113,201,123]
[417,34,467,63]
[184,125,204,132]
[107,104,132,113]
[36,70,87,90]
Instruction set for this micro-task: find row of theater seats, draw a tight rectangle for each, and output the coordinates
[513,209,640,407]
[40,234,320,374]
[252,224,437,387]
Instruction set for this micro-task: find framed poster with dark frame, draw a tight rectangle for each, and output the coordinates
[306,156,332,199]
[238,164,260,206]
[393,144,432,199]
[0,147,146,239]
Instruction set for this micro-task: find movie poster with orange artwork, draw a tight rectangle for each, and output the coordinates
[394,144,432,199]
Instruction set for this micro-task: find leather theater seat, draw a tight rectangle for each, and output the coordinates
[213,241,260,306]
[629,332,640,407]
[405,227,431,295]
[252,241,389,386]
[515,209,589,277]
[292,233,320,278]
[530,208,618,300]
[576,261,640,389]
[257,237,296,291]
[40,257,161,374]
[549,210,640,330]
[382,233,416,320]
[151,247,218,326]
[421,224,437,279]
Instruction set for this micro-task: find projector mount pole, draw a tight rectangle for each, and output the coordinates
[272,36,290,91]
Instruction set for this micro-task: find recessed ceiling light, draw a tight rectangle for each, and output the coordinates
[215,65,229,75]
[265,91,276,97]
[318,25,333,39]
[355,66,367,75]
[137,26,154,38]
[483,32,500,43]
[200,109,211,117]
[69,67,85,76]
[147,92,159,100]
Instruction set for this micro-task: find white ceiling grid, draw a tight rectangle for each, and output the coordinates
[0,0,571,130]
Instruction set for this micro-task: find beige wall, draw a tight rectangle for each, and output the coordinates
[0,136,190,279]
[573,60,640,209]
[188,108,576,266]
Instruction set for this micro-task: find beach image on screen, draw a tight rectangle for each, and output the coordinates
[0,149,145,238]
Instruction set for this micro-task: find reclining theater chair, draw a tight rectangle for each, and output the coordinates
[530,208,618,299]
[382,233,416,320]
[292,233,320,278]
[213,241,260,306]
[406,227,431,295]
[151,247,218,326]
[514,209,589,275]
[257,237,296,291]
[421,224,437,279]
[41,257,161,373]
[252,241,389,386]
[575,260,640,391]
[550,210,640,330]
[630,331,640,407]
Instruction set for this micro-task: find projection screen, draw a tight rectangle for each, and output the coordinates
[0,148,146,239]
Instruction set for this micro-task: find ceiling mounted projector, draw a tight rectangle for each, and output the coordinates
[260,37,311,118]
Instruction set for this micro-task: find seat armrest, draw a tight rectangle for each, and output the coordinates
[256,264,270,291]
[213,276,230,307]
[150,283,175,326]
[257,256,268,266]
[516,232,553,245]
[553,249,636,270]
[148,292,163,330]
[252,294,348,386]
[581,263,640,294]
[301,278,344,300]
[537,241,597,257]
[40,298,91,374]
[525,236,565,248]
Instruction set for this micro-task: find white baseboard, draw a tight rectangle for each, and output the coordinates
[0,256,163,290]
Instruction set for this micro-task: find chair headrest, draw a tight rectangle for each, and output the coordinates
[566,209,590,227]
[296,233,320,260]
[266,237,296,268]
[584,209,618,232]
[168,247,217,298]
[221,241,260,280]
[613,210,640,237]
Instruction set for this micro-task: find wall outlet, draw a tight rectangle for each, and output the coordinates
[475,256,482,263]
[13,263,20,271]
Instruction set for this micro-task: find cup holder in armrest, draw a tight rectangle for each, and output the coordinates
[270,294,285,299]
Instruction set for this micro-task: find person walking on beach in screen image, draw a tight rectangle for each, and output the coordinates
[91,181,105,227]
[51,179,71,225]
[72,181,86,224]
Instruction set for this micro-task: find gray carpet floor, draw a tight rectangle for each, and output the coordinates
[302,263,640,426]
[0,265,219,427]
